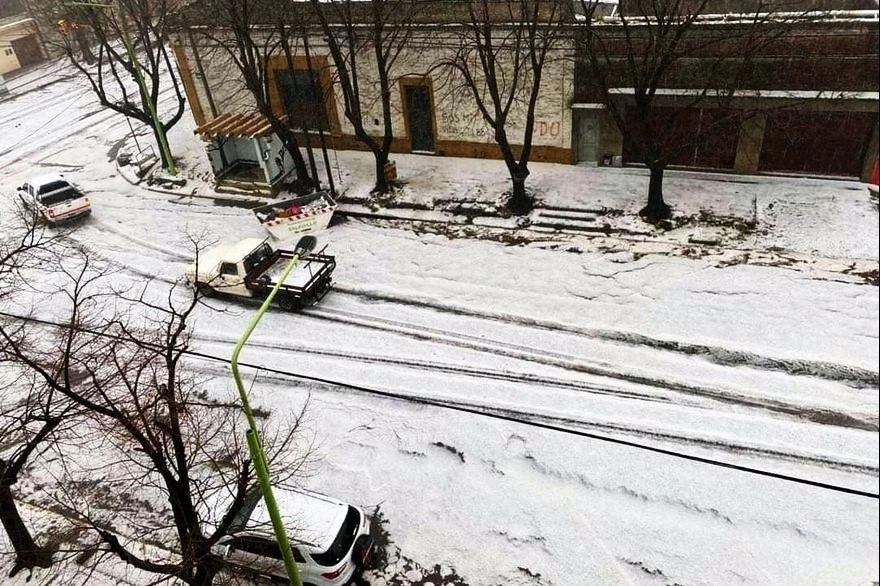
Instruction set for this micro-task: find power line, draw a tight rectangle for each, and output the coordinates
[1,308,877,500]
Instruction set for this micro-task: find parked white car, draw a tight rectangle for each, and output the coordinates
[213,487,374,586]
[17,174,91,224]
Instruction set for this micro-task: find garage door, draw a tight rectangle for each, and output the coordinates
[759,110,875,177]
[622,107,740,170]
[10,34,44,68]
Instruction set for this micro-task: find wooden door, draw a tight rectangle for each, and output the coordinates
[405,85,435,153]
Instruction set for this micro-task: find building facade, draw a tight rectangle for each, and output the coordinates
[572,9,879,180]
[0,12,45,75]
[173,0,879,189]
[173,1,574,191]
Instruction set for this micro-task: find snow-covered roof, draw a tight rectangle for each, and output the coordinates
[576,8,879,24]
[0,17,34,33]
[196,112,282,140]
[606,88,880,100]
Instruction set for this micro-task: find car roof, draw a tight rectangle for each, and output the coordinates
[246,487,350,553]
[28,173,68,188]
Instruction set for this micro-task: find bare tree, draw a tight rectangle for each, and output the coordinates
[308,0,419,193]
[0,209,75,577]
[0,371,84,577]
[186,0,316,192]
[576,0,817,223]
[1,244,315,586]
[437,0,567,215]
[55,0,186,172]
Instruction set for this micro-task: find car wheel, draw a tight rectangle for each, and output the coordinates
[277,295,301,312]
[197,284,215,298]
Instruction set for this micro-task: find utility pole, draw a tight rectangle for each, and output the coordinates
[229,236,318,586]
[67,0,176,174]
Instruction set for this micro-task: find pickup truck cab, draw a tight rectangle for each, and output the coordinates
[17,174,92,224]
[185,237,335,311]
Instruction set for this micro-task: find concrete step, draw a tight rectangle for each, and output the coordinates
[532,218,609,232]
[532,206,603,232]
[537,210,598,222]
[216,179,272,196]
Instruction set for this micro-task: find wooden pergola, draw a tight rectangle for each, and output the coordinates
[195,112,287,140]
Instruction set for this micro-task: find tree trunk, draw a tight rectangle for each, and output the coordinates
[373,150,389,194]
[188,543,222,586]
[151,124,171,169]
[74,28,96,65]
[639,163,672,224]
[509,168,531,216]
[301,123,319,187]
[0,482,53,576]
[280,132,313,194]
[303,34,336,197]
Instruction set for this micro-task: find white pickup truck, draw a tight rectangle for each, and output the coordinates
[17,174,92,224]
[185,237,335,311]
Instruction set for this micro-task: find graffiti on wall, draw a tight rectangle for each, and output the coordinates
[440,109,489,138]
[438,108,564,142]
[533,120,561,138]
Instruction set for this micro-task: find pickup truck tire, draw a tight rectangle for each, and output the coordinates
[277,295,302,312]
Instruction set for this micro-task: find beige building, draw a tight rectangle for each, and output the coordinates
[0,15,44,75]
[172,2,574,191]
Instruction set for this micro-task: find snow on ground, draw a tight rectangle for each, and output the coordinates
[1,58,879,586]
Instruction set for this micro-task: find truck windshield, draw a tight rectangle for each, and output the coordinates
[243,242,273,275]
[37,181,79,206]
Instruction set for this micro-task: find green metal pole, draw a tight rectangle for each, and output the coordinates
[231,254,305,586]
[115,2,176,175]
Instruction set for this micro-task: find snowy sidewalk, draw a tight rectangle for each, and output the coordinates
[323,150,879,262]
[152,126,880,283]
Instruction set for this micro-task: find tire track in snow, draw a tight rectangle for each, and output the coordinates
[86,215,194,262]
[56,232,180,286]
[332,287,879,388]
[194,331,677,406]
[43,230,876,433]
[186,357,879,476]
[303,305,878,431]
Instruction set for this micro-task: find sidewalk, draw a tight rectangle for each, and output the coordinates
[156,120,879,283]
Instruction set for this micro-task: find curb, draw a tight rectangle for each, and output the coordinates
[115,160,274,205]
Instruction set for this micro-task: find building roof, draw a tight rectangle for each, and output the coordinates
[175,0,571,28]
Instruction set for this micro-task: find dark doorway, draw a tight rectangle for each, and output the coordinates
[10,35,44,68]
[405,85,435,153]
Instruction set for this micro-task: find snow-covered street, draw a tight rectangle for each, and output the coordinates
[1,60,878,586]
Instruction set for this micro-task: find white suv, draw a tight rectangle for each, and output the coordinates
[213,487,374,586]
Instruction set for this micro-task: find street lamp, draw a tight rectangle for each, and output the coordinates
[230,235,318,586]
[66,0,176,174]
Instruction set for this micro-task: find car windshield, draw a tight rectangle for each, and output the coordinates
[309,506,360,567]
[243,242,273,275]
[38,181,79,206]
